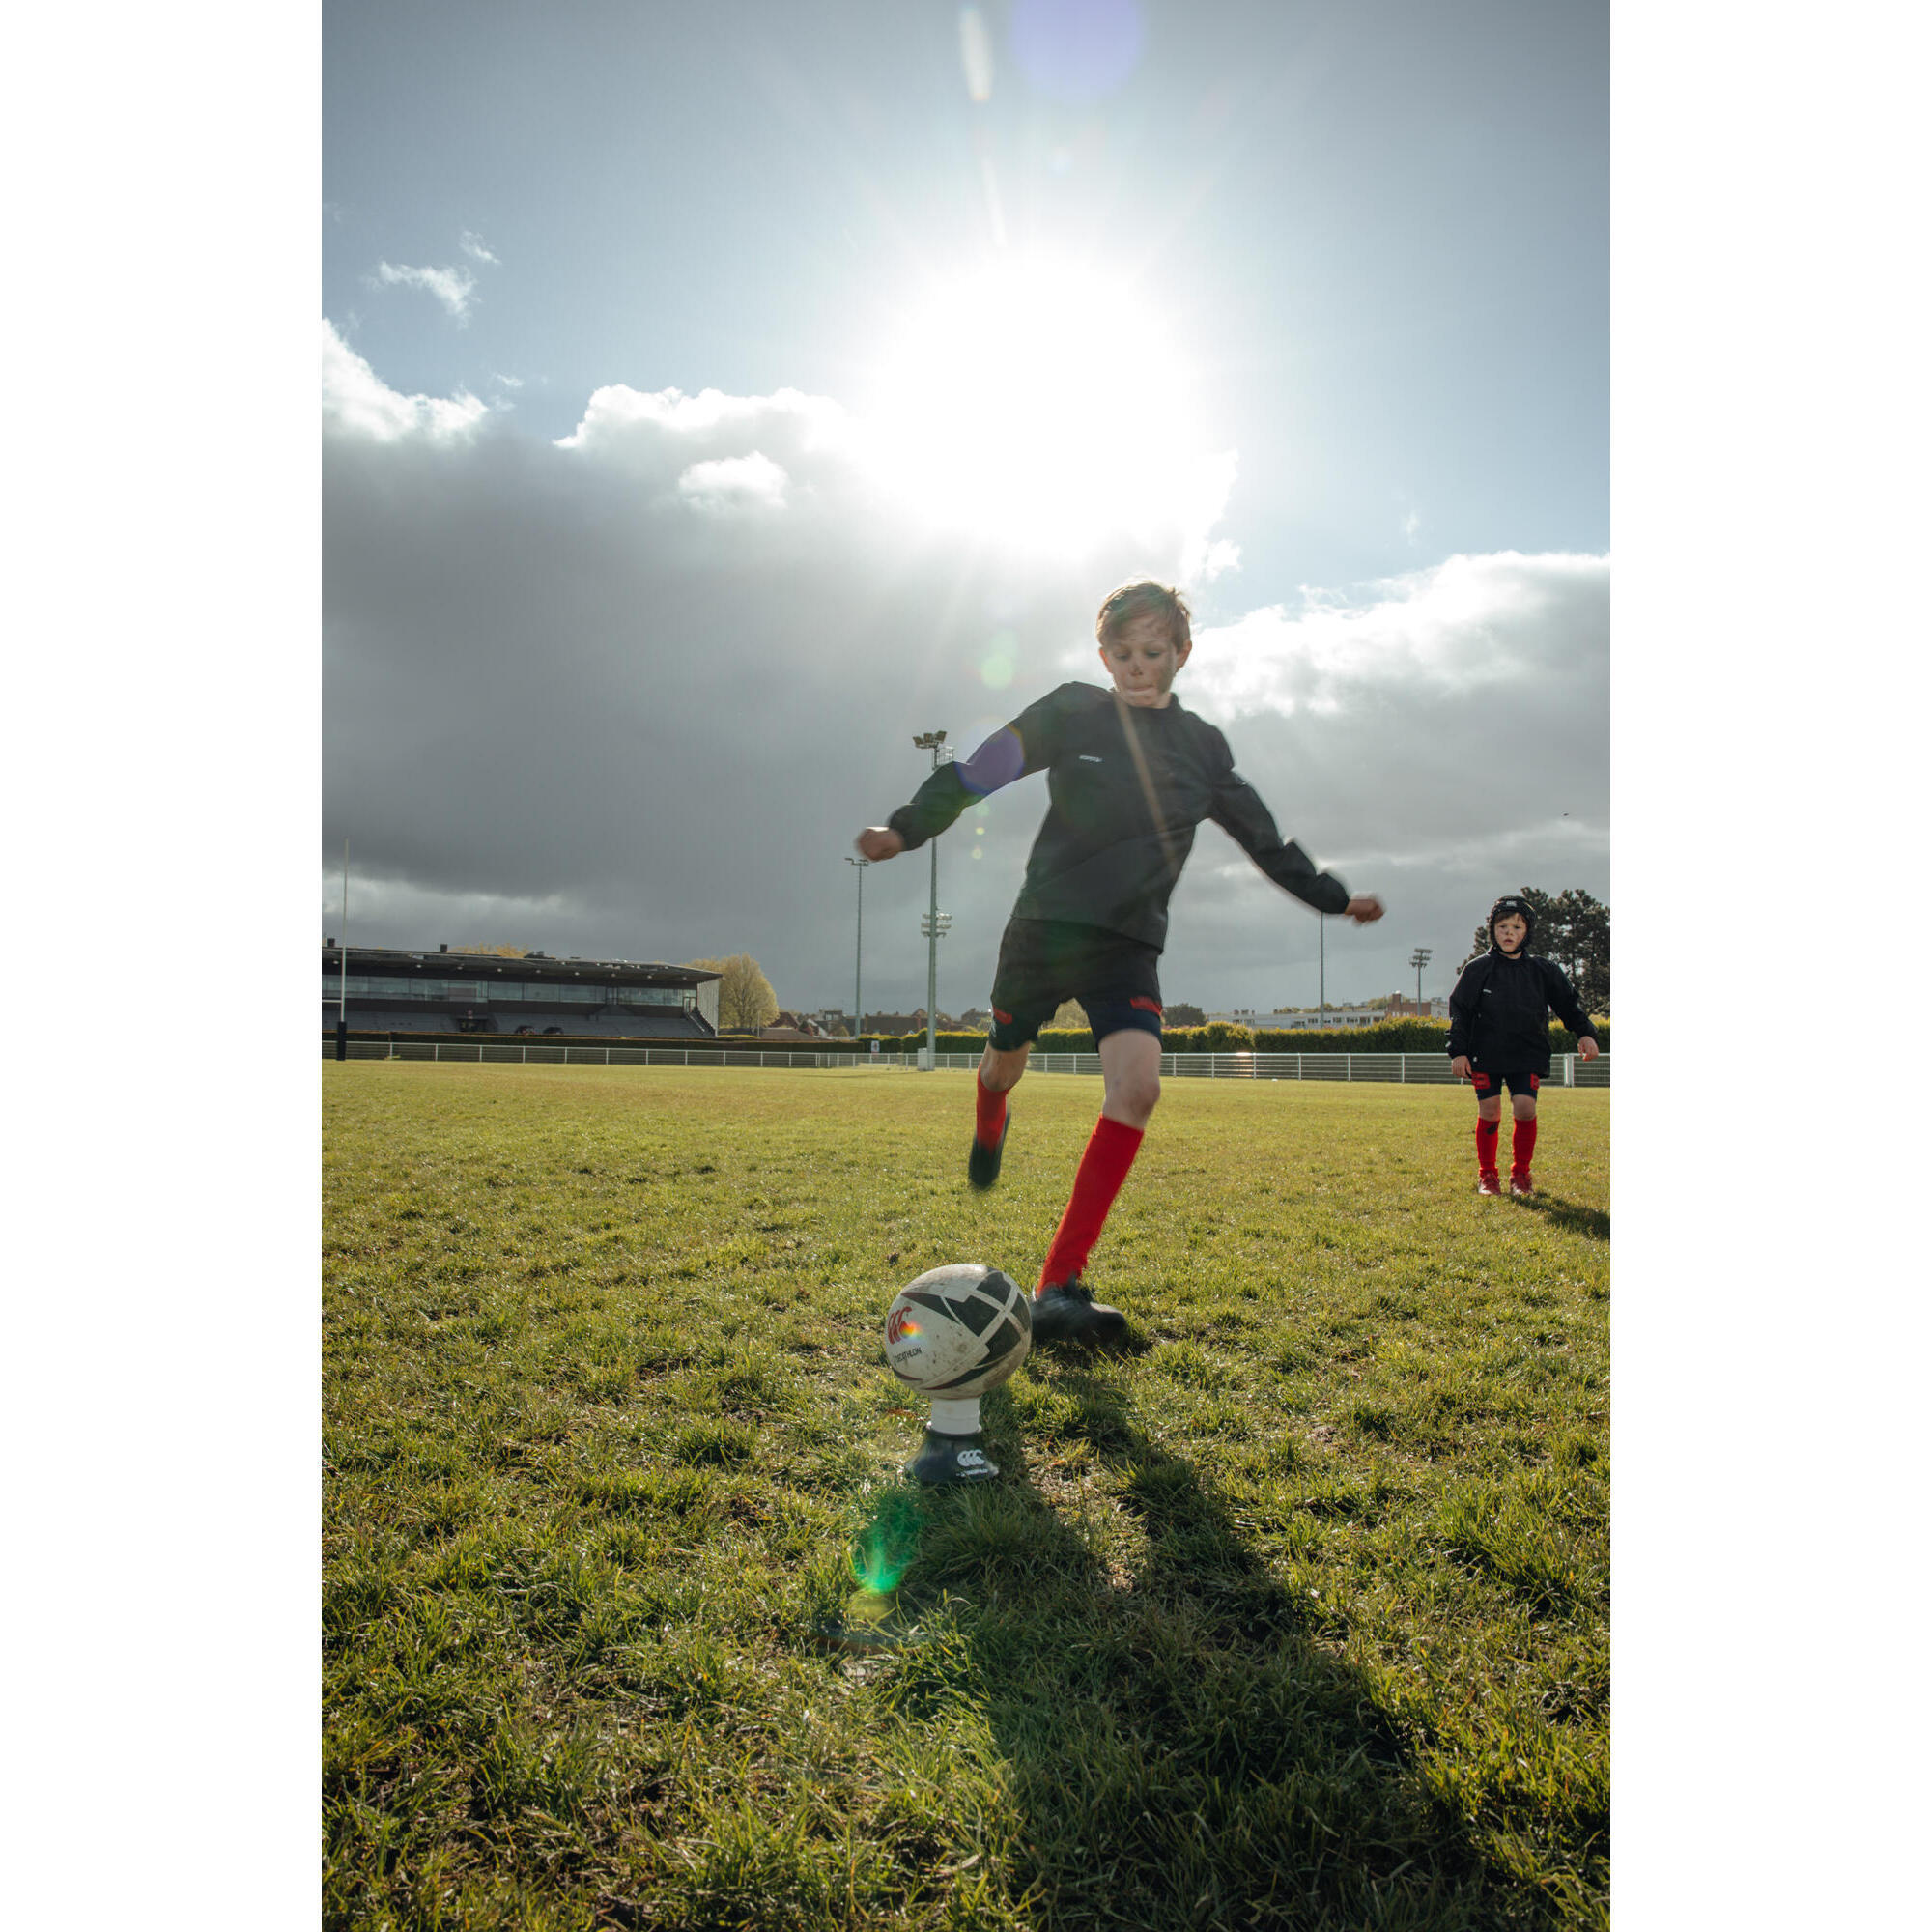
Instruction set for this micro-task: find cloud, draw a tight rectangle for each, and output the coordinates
[1184,551,1608,718]
[459,231,499,265]
[556,383,850,453]
[372,260,477,323]
[1173,551,1608,859]
[324,336,1606,1012]
[678,452,790,511]
[321,320,487,440]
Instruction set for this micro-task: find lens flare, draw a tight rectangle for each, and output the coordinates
[849,1489,928,1595]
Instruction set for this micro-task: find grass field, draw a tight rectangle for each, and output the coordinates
[324,1065,1608,1931]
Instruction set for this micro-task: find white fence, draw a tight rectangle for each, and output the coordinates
[325,1039,1608,1086]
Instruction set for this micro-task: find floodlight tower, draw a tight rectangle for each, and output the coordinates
[912,730,951,1065]
[1409,946,1432,1012]
[335,839,350,1061]
[845,854,868,1043]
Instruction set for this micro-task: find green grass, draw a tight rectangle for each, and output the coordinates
[324,1065,1608,1931]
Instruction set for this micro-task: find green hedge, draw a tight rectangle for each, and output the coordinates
[856,1017,1607,1056]
[338,1018,1607,1056]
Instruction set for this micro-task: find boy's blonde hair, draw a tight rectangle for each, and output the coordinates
[1095,580,1192,651]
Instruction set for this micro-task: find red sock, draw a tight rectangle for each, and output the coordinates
[1512,1117,1538,1175]
[1038,1115,1144,1291]
[1475,1118,1501,1174]
[974,1070,1009,1149]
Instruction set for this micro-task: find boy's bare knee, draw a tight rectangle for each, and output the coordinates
[980,1044,1029,1092]
[1109,1067,1160,1120]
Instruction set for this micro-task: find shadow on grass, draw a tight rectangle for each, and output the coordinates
[867,1368,1569,1932]
[1514,1194,1610,1242]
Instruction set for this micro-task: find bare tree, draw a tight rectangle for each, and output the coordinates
[685,954,781,1032]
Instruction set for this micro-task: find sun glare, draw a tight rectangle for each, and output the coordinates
[860,259,1208,556]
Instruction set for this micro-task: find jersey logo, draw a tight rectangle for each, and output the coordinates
[1079,753,1104,763]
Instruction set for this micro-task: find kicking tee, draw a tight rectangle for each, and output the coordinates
[886,681,1350,952]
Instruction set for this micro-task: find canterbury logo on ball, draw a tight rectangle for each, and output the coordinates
[886,1307,915,1345]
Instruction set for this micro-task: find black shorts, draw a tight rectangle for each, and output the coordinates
[1468,1065,1542,1101]
[986,918,1163,1051]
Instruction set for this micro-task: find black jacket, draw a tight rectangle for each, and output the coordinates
[1446,950,1596,1073]
[887,682,1350,952]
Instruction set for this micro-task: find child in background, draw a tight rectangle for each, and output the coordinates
[1446,895,1601,1196]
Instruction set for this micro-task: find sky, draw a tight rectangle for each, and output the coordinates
[322,0,1608,1016]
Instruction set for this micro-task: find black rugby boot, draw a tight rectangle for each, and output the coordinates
[967,1111,1010,1192]
[1029,1279,1127,1350]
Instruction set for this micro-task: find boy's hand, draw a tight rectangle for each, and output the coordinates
[1450,1055,1472,1081]
[1577,1037,1600,1061]
[855,826,904,862]
[1345,895,1384,924]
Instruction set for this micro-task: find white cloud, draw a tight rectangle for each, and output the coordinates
[1183,551,1608,718]
[677,451,789,511]
[372,260,477,323]
[556,383,849,452]
[459,231,498,265]
[320,320,487,441]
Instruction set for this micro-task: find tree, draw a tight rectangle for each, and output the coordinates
[684,954,780,1032]
[1165,1002,1206,1028]
[1464,887,1609,1013]
[1049,999,1088,1030]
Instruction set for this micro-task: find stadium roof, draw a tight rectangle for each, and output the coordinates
[322,945,720,988]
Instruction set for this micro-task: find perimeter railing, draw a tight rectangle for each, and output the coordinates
[324,1040,1607,1086]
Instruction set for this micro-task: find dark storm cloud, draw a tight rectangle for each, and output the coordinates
[323,326,1606,1013]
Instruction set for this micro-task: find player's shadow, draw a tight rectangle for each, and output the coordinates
[1514,1193,1610,1242]
[874,1368,1566,1929]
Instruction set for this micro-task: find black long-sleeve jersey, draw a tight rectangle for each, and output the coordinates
[1445,949,1596,1073]
[885,681,1350,952]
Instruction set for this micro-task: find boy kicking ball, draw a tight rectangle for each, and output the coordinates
[856,579,1382,1354]
[1446,895,1601,1197]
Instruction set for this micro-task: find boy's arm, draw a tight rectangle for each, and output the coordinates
[1539,961,1599,1045]
[863,687,1070,858]
[1207,767,1353,916]
[885,726,1025,852]
[1445,958,1485,1064]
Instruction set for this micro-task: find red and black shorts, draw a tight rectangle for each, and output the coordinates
[986,918,1163,1052]
[1468,1065,1542,1102]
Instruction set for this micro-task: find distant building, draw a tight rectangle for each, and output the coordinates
[760,1010,833,1039]
[1205,1006,1397,1032]
[322,944,720,1038]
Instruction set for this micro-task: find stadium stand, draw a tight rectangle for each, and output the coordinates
[324,946,721,1041]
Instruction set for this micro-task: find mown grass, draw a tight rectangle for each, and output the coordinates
[324,1065,1608,1931]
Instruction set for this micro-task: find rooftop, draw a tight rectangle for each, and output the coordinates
[323,944,720,988]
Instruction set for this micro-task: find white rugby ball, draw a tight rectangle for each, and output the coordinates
[883,1263,1032,1399]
